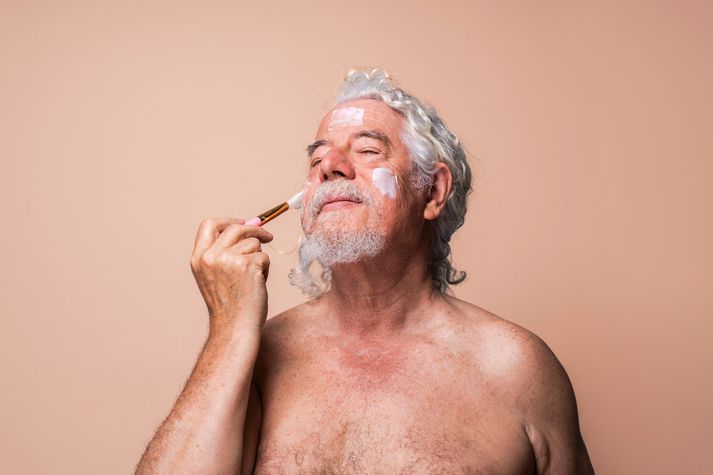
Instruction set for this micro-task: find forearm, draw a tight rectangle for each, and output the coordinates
[135,328,261,474]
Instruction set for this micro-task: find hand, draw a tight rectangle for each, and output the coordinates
[190,218,274,336]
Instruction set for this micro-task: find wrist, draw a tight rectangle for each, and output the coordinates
[207,322,262,351]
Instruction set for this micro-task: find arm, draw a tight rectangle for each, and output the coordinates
[240,379,263,474]
[516,332,595,474]
[135,330,260,474]
[135,218,273,474]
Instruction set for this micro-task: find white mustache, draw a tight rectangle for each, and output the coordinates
[305,179,373,219]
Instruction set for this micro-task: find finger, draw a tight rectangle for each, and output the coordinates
[253,252,271,281]
[193,217,245,258]
[226,237,262,255]
[213,223,274,249]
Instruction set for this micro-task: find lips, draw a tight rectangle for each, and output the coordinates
[318,195,363,213]
[303,181,370,226]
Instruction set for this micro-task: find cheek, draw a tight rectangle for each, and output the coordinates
[305,167,320,184]
[371,167,398,199]
[300,182,315,219]
[301,177,318,208]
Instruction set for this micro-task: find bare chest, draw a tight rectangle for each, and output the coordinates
[253,335,533,474]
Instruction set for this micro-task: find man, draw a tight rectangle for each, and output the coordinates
[136,69,595,474]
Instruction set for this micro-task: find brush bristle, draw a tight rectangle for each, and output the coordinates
[287,191,303,209]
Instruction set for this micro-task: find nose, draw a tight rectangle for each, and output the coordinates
[319,148,356,182]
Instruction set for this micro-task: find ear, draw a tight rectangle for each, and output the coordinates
[423,162,452,221]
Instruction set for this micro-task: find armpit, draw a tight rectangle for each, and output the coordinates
[525,422,550,474]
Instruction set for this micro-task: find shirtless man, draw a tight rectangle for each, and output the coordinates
[136,69,595,474]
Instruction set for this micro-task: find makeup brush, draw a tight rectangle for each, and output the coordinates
[245,191,303,226]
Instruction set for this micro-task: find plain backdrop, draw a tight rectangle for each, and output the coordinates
[1,1,711,474]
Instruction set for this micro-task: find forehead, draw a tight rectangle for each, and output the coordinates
[316,98,405,139]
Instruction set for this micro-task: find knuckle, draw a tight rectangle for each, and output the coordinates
[244,237,260,248]
[189,255,199,270]
[254,252,270,266]
[218,252,235,265]
[200,251,218,267]
[199,218,214,230]
[235,257,250,272]
[221,253,246,269]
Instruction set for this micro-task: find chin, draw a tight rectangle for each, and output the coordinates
[306,211,369,235]
[300,225,387,269]
[309,223,360,242]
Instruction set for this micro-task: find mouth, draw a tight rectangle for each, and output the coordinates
[318,196,363,214]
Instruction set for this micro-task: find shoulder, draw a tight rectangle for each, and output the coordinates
[261,299,322,344]
[445,296,573,406]
[446,297,593,472]
[253,300,321,381]
[447,297,568,390]
[442,297,579,431]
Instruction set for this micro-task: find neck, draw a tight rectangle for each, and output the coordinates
[320,246,441,339]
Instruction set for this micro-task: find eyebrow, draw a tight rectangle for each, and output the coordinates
[306,129,392,158]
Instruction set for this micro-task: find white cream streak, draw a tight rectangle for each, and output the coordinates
[327,107,364,131]
[372,167,398,199]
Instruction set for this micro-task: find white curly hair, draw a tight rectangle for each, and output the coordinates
[289,68,473,296]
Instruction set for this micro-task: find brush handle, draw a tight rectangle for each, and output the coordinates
[245,202,289,227]
[259,202,289,225]
[245,216,262,226]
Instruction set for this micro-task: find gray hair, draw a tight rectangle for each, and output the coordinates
[339,68,473,293]
[290,68,473,295]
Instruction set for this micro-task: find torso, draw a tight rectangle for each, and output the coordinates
[252,297,536,474]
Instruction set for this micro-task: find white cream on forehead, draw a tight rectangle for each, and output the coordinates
[327,106,364,131]
[372,167,398,199]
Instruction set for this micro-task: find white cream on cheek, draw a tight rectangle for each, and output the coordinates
[327,107,364,131]
[372,167,398,199]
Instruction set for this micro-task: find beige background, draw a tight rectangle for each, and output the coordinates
[1,1,711,474]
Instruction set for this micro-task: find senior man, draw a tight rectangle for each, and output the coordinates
[136,69,595,474]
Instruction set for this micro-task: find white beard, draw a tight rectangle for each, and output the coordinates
[300,223,385,268]
[289,179,387,296]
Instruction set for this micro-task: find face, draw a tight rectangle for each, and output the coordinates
[301,99,423,255]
